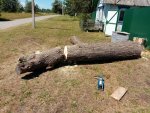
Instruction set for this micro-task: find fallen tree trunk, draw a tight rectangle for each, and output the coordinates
[65,41,142,64]
[16,47,65,74]
[16,41,143,74]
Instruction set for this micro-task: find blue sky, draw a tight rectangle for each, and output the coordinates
[19,0,55,9]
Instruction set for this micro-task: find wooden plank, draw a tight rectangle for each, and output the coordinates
[111,87,128,101]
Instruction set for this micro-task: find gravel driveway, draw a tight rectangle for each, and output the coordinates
[0,15,59,30]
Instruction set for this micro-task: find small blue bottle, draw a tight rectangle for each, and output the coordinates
[97,76,104,91]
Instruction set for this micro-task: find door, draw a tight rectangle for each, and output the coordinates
[105,11,118,36]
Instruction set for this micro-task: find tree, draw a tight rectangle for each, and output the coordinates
[25,0,40,13]
[0,0,2,16]
[1,0,20,12]
[25,1,32,12]
[41,8,51,13]
[17,3,24,12]
[52,0,62,14]
[35,4,40,12]
[64,0,94,16]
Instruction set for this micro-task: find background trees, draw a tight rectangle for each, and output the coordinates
[64,0,94,16]
[0,0,2,15]
[24,0,40,13]
[52,0,62,14]
[0,0,51,13]
[1,0,21,12]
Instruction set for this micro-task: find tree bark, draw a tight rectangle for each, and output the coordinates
[16,41,143,74]
[66,41,142,63]
[16,47,64,74]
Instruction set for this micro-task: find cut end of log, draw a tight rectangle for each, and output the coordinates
[64,46,68,60]
[35,51,41,55]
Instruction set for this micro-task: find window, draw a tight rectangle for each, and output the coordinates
[119,10,125,22]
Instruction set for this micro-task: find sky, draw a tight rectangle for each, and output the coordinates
[19,0,55,9]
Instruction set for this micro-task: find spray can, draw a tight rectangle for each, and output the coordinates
[97,76,104,91]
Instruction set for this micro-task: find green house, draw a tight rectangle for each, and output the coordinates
[122,7,150,49]
[94,0,150,36]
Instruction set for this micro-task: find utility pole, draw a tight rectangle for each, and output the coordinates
[32,0,35,29]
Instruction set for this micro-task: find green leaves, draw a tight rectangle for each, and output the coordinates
[64,0,94,16]
[1,0,21,12]
[52,0,62,14]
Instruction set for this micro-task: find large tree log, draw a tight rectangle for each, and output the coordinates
[16,41,143,74]
[16,47,64,74]
[65,41,142,63]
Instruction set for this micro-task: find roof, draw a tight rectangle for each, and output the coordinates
[103,0,150,6]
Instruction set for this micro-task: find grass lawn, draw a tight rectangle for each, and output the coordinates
[0,16,150,113]
[0,12,51,21]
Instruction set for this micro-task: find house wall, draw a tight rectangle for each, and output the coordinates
[103,4,118,35]
[95,2,119,35]
[122,7,150,49]
[95,1,130,36]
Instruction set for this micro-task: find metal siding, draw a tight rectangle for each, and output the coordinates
[91,11,97,20]
[122,7,150,49]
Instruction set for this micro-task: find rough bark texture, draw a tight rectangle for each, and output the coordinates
[16,47,64,74]
[70,36,82,45]
[66,41,142,63]
[16,41,143,74]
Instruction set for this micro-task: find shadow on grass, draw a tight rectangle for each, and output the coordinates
[0,18,11,21]
[39,26,71,30]
[21,57,140,80]
[21,68,47,80]
[21,64,66,80]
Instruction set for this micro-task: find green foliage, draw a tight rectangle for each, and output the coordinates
[24,1,32,12]
[17,3,24,12]
[0,0,1,8]
[64,0,93,16]
[52,0,62,14]
[24,0,40,13]
[1,0,21,12]
[0,0,24,12]
[41,8,51,13]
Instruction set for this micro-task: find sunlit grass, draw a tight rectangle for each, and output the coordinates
[0,15,149,113]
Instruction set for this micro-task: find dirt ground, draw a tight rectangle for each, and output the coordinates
[0,16,150,113]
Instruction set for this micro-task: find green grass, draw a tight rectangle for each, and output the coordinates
[0,15,150,113]
[0,12,51,21]
[0,15,107,63]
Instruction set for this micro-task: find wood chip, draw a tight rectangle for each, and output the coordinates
[111,87,128,101]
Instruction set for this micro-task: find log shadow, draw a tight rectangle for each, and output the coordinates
[21,57,140,80]
[73,57,140,65]
[0,18,11,21]
[21,68,48,80]
[21,64,67,80]
[38,27,71,30]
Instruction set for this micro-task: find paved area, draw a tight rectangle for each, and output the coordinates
[0,15,59,30]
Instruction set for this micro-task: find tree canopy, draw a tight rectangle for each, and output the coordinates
[64,0,94,16]
[1,0,21,12]
[52,0,62,14]
[24,0,40,13]
[0,0,51,13]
